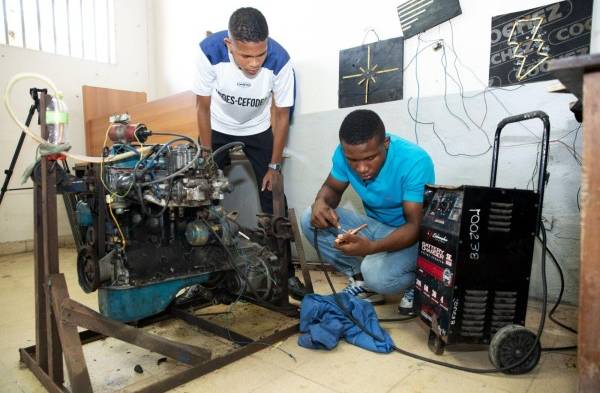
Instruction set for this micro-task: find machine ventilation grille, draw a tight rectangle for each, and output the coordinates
[490,291,518,333]
[460,290,488,337]
[488,202,513,233]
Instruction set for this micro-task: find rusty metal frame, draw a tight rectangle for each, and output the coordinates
[21,270,300,393]
[20,277,299,393]
[20,312,299,393]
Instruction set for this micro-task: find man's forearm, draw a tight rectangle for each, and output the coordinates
[197,115,212,147]
[369,223,419,253]
[196,96,212,147]
[270,109,289,164]
[314,183,342,210]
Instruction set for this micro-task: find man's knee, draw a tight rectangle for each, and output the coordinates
[360,258,388,293]
[361,255,415,295]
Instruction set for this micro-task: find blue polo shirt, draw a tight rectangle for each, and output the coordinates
[331,135,435,227]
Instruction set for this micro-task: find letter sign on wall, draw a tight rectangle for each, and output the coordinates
[489,0,593,87]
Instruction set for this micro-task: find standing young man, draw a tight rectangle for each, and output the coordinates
[192,7,307,299]
[301,109,435,314]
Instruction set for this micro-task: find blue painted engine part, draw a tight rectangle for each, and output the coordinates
[99,274,211,322]
[75,200,93,226]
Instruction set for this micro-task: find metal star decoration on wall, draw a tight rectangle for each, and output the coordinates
[338,37,404,108]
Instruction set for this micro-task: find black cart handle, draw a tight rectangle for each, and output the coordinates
[490,111,550,233]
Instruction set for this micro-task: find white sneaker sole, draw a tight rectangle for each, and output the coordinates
[358,294,385,305]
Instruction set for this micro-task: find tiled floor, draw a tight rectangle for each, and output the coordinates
[0,248,579,392]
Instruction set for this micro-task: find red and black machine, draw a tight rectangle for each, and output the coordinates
[415,111,550,373]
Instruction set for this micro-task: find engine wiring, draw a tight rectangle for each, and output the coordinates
[106,195,127,250]
[99,123,147,198]
[99,130,204,249]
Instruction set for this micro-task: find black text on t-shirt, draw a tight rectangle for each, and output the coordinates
[216,90,270,108]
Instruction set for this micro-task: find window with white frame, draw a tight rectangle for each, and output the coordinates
[0,0,116,64]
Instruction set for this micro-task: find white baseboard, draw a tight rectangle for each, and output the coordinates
[0,235,75,256]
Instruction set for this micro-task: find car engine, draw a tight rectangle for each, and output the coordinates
[67,119,288,322]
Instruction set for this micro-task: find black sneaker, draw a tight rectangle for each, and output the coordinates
[288,276,310,301]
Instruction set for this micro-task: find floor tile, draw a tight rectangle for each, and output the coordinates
[249,371,339,393]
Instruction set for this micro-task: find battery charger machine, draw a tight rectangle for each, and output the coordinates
[415,111,554,374]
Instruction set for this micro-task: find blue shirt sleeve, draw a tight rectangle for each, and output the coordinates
[330,145,349,182]
[403,155,435,202]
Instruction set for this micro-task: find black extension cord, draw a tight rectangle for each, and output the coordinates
[539,240,578,352]
[312,225,554,374]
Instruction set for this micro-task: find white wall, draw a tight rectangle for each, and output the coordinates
[149,0,564,114]
[0,0,151,244]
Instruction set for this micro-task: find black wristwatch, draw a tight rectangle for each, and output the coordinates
[268,163,282,171]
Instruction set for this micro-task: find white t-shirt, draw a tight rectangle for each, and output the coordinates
[192,31,295,136]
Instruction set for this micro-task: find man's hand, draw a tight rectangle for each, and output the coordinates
[334,233,373,256]
[201,145,213,160]
[311,199,340,229]
[261,168,278,192]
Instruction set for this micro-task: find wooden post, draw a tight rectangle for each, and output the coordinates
[35,92,64,384]
[33,158,47,371]
[61,296,211,365]
[271,171,285,218]
[288,208,314,294]
[579,70,600,393]
[48,274,93,393]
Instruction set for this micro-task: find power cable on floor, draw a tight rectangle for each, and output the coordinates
[310,223,558,373]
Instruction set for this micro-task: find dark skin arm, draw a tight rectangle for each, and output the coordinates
[310,175,349,229]
[262,104,290,191]
[335,201,423,257]
[196,95,212,148]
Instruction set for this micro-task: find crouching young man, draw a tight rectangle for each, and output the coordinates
[301,109,434,314]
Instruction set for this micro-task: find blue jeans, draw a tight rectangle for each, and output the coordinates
[300,207,418,295]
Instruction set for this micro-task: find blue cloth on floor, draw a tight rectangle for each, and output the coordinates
[298,293,394,353]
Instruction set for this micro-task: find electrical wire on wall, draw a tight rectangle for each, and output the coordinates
[413,34,421,144]
[407,34,494,157]
[406,19,554,156]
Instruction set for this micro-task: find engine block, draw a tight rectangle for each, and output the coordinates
[66,124,287,321]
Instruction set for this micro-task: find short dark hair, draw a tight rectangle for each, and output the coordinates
[339,109,386,145]
[228,7,269,42]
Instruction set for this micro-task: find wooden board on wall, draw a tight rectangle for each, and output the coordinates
[83,88,198,156]
[82,85,147,154]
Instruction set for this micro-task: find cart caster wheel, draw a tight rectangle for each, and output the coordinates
[428,330,446,355]
[489,324,541,374]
